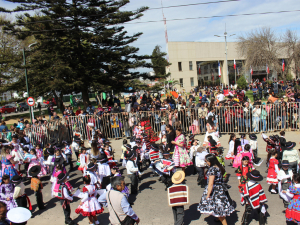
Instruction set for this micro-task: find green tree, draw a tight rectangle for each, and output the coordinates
[151,45,170,77]
[1,0,167,107]
[237,76,247,89]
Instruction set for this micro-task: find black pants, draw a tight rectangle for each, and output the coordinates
[196,167,205,182]
[252,149,258,164]
[172,206,184,225]
[66,154,73,170]
[16,195,27,208]
[242,204,265,225]
[128,174,138,194]
[60,200,72,224]
[75,151,79,161]
[35,190,44,210]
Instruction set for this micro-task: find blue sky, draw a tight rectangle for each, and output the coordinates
[2,0,300,73]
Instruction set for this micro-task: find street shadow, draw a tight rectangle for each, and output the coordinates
[204,210,239,225]
[138,180,156,192]
[183,203,201,225]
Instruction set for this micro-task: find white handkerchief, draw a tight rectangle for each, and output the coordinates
[261,205,266,214]
[261,133,268,139]
[73,189,82,198]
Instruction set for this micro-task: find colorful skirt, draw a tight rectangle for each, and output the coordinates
[173,147,193,168]
[75,197,104,217]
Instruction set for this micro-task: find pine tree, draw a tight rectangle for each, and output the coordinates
[1,0,166,107]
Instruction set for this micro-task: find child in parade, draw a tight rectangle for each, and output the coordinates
[216,147,229,183]
[53,172,76,225]
[35,144,43,159]
[103,144,116,168]
[225,133,236,165]
[71,137,80,161]
[236,156,253,195]
[77,147,88,173]
[278,160,293,208]
[207,136,217,155]
[0,146,19,183]
[29,166,45,210]
[241,170,267,225]
[125,151,139,195]
[232,144,243,168]
[120,139,128,163]
[195,147,208,188]
[242,144,254,168]
[75,175,103,225]
[62,141,73,171]
[159,151,176,190]
[267,149,279,194]
[249,134,258,164]
[96,154,111,189]
[189,139,200,175]
[26,149,47,178]
[86,163,101,190]
[148,144,162,177]
[0,175,17,211]
[44,147,55,174]
[284,173,300,224]
[11,175,31,210]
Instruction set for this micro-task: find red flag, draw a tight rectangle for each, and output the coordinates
[250,66,253,75]
[234,59,236,70]
[198,66,201,74]
[282,59,285,72]
[212,72,214,81]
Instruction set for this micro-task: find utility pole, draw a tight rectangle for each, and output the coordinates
[214,24,235,86]
[23,48,32,124]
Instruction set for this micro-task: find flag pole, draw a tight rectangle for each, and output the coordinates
[235,67,236,85]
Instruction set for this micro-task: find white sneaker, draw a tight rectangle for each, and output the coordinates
[271,189,277,194]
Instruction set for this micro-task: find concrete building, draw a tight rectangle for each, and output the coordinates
[167,42,278,91]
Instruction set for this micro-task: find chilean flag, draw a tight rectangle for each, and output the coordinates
[266,64,269,74]
[250,66,253,75]
[234,59,236,70]
[218,61,222,77]
[282,59,285,72]
[198,65,201,74]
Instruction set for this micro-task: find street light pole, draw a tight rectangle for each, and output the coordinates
[214,26,235,87]
[23,48,32,124]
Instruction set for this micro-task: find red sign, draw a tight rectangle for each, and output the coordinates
[27,97,35,106]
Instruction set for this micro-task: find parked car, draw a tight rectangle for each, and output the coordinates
[35,101,48,108]
[18,102,29,112]
[0,105,17,114]
[45,98,57,106]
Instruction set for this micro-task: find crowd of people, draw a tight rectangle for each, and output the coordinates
[34,79,300,143]
[0,109,300,225]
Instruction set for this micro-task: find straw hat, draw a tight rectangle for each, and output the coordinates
[171,171,185,184]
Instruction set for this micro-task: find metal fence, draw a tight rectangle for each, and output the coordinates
[2,102,299,146]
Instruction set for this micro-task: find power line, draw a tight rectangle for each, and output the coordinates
[12,9,300,33]
[10,0,238,26]
[147,0,239,10]
[125,9,300,24]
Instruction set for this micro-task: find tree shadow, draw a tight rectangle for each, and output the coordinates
[183,203,201,225]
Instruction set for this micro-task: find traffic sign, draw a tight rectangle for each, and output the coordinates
[27,97,35,106]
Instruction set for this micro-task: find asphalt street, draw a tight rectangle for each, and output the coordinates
[26,132,298,225]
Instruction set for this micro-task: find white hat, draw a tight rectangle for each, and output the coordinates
[88,123,94,127]
[7,207,32,223]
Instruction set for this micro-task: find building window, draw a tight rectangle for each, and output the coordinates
[190,77,194,87]
[189,61,193,71]
[180,78,183,87]
[204,77,208,81]
[178,62,182,71]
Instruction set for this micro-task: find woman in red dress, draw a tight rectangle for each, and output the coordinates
[140,117,159,143]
